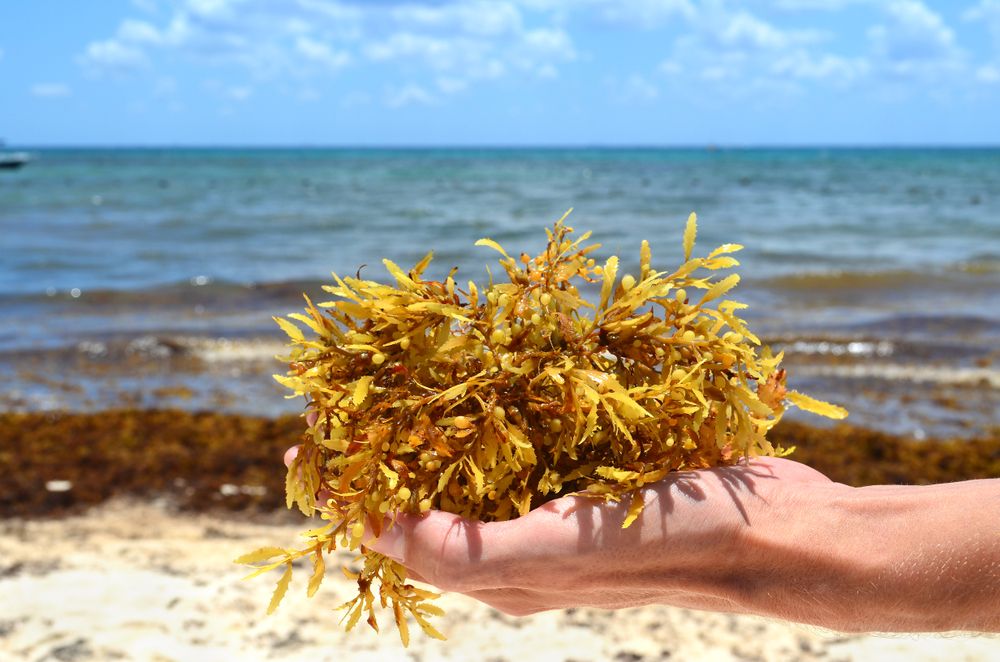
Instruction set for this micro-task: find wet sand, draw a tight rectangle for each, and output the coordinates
[2,500,997,662]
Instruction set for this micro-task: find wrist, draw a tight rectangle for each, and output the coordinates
[722,479,866,629]
[731,478,1000,633]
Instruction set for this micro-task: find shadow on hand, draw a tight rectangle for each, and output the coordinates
[562,459,782,558]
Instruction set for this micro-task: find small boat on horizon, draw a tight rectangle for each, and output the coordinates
[0,140,32,170]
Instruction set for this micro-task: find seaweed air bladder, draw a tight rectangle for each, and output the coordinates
[237,210,847,645]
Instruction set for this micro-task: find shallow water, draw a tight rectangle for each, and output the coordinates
[2,148,998,437]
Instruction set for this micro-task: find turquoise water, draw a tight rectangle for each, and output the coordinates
[3,148,999,294]
[2,148,998,436]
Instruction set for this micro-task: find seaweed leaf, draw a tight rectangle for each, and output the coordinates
[307,550,326,598]
[274,316,305,343]
[787,391,848,419]
[475,238,512,260]
[622,490,644,529]
[234,547,288,565]
[699,274,740,305]
[599,256,619,312]
[683,212,697,261]
[267,562,293,615]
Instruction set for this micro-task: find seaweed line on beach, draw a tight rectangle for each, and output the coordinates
[2,410,999,520]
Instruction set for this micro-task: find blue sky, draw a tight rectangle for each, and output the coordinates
[2,0,1000,145]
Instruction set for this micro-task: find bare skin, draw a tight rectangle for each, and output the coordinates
[284,446,1000,633]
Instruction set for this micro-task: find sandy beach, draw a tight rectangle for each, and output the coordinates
[2,499,996,662]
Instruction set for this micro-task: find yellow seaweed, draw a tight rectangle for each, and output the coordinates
[238,211,847,644]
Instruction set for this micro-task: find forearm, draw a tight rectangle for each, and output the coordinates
[735,478,1000,633]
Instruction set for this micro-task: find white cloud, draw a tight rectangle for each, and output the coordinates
[536,63,559,78]
[79,0,358,78]
[715,11,798,50]
[868,1,964,77]
[118,19,165,44]
[365,32,457,66]
[977,64,1000,82]
[204,79,254,102]
[79,39,149,73]
[295,36,350,71]
[227,85,252,101]
[295,0,362,24]
[31,83,72,98]
[964,0,1000,83]
[658,6,848,95]
[436,77,468,94]
[772,51,869,82]
[963,0,1000,24]
[131,0,159,13]
[79,0,576,103]
[598,0,695,27]
[509,27,576,77]
[364,22,572,89]
[656,0,971,97]
[521,27,575,58]
[188,0,235,18]
[77,0,998,109]
[386,83,436,108]
[773,0,865,9]
[391,2,523,37]
[965,0,1000,54]
[660,59,681,75]
[619,73,659,101]
[513,0,693,27]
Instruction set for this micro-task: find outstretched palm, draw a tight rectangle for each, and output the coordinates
[366,457,833,616]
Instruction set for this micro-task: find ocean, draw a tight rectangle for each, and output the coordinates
[2,147,998,437]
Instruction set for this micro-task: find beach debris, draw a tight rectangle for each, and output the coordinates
[239,210,848,644]
[219,483,267,497]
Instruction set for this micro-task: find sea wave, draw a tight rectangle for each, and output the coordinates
[3,333,287,367]
[6,263,999,307]
[175,337,288,363]
[795,363,1000,389]
[776,339,895,358]
[755,265,1000,292]
[0,277,333,308]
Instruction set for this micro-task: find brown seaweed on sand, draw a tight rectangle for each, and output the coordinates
[237,211,847,644]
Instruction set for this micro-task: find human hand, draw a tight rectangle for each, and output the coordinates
[285,430,1000,632]
[352,454,828,617]
[283,414,830,617]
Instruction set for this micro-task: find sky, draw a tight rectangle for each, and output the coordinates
[2,0,1000,146]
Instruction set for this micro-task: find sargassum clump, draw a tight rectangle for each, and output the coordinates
[237,210,847,645]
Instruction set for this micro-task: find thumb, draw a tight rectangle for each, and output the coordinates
[366,510,500,592]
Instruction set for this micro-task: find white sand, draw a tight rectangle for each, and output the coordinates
[1,501,996,662]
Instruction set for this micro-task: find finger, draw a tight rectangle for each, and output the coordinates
[315,489,333,507]
[283,445,300,468]
[306,410,318,427]
[392,563,430,585]
[364,510,523,593]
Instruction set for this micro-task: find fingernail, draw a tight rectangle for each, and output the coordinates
[367,522,406,562]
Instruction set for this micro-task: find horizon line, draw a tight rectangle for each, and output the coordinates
[8,142,1000,150]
